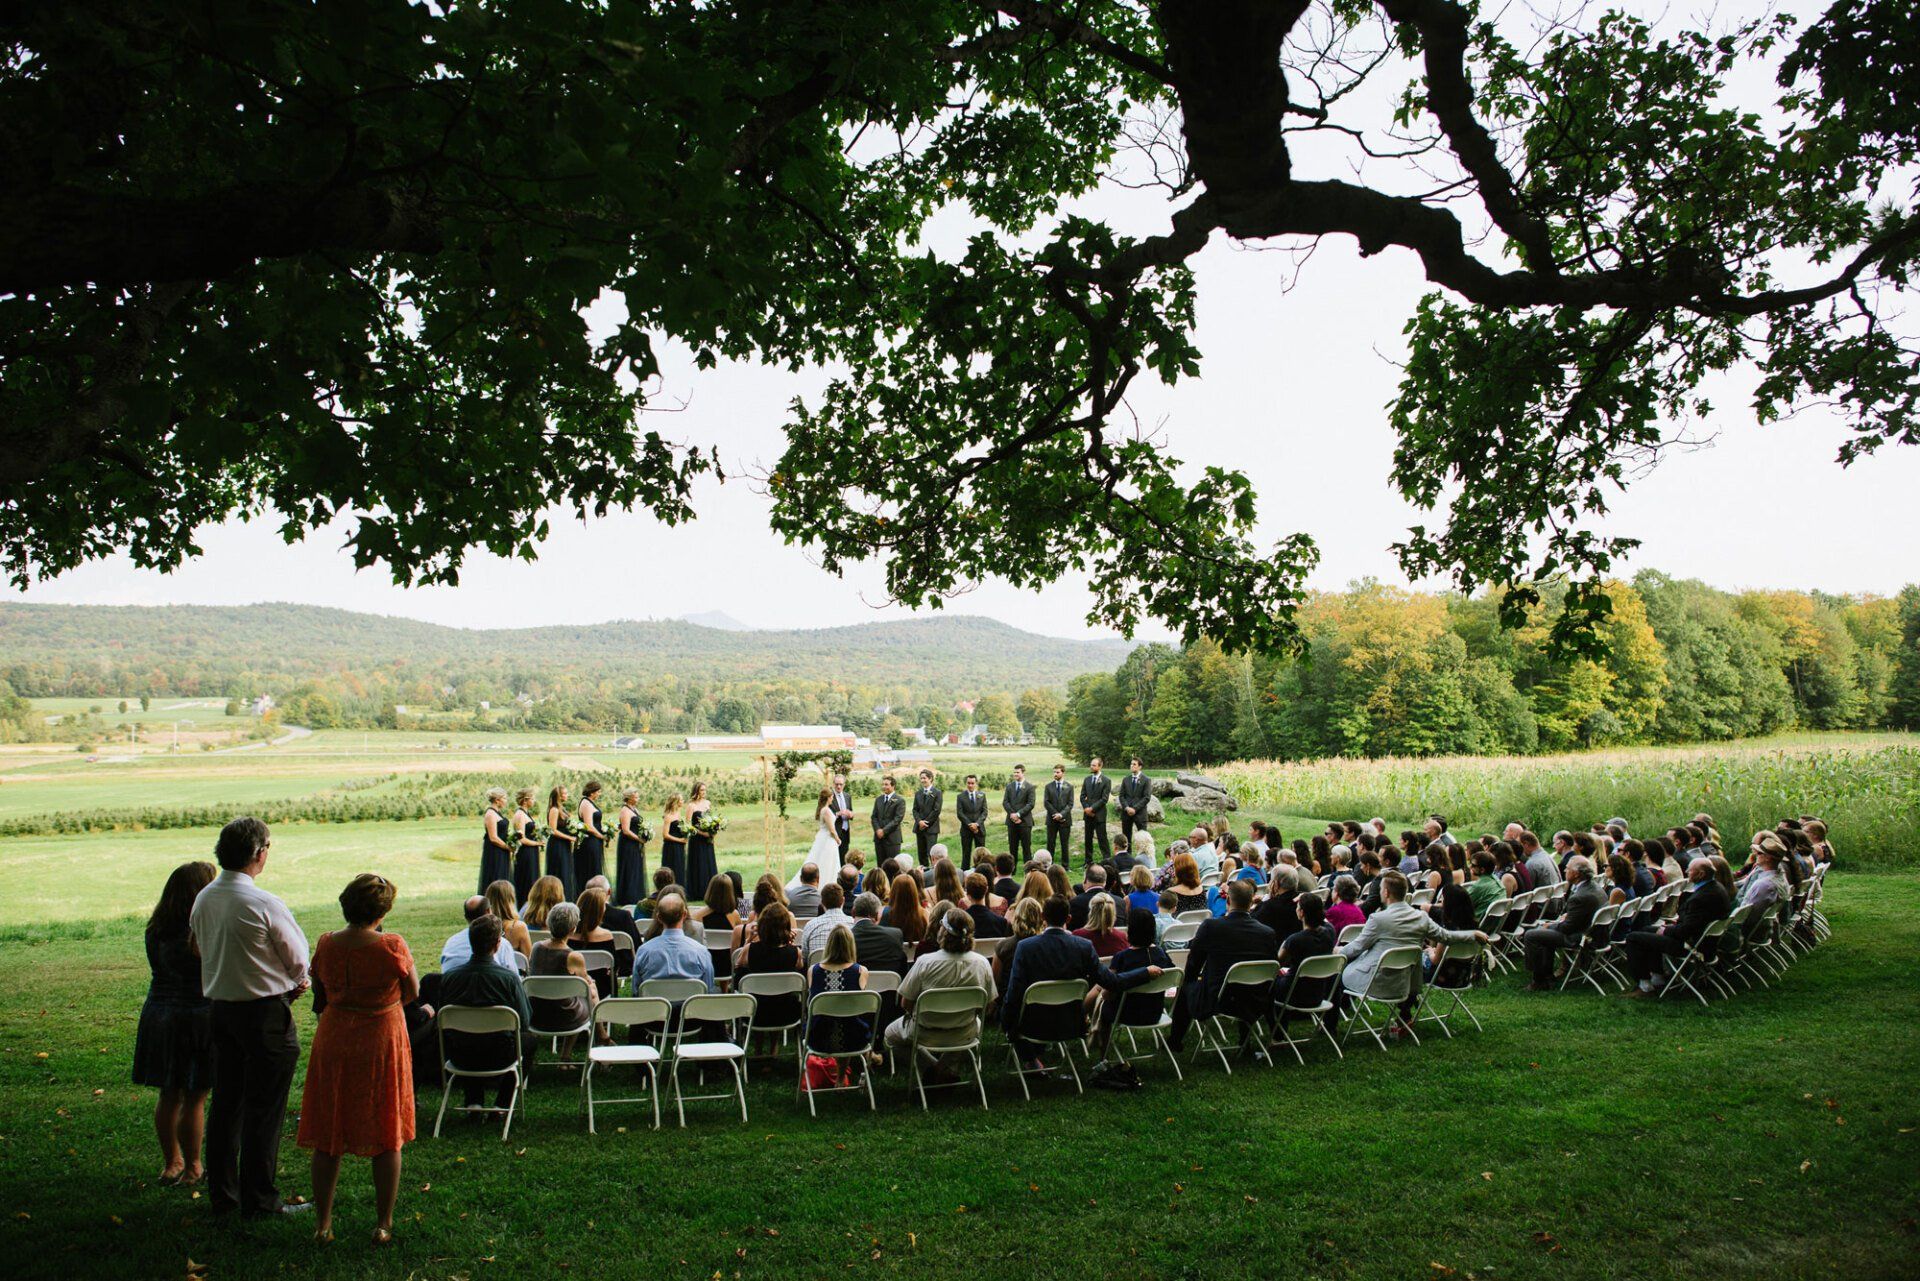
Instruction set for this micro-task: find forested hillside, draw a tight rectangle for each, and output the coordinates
[0,605,1125,737]
[1063,573,1920,765]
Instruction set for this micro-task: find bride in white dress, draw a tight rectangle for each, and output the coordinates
[805,786,842,866]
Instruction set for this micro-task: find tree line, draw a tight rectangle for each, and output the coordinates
[1062,573,1920,766]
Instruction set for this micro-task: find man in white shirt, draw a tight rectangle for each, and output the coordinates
[187,816,312,1220]
[1187,826,1220,878]
[439,894,520,972]
[798,882,854,960]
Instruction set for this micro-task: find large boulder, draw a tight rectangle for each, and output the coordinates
[1144,795,1166,824]
[1149,776,1185,799]
[1179,786,1237,814]
[1175,771,1229,794]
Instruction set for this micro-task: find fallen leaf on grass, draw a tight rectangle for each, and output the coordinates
[1481,1172,1493,1181]
[420,1183,431,1192]
[1431,1264,1456,1275]
[1800,1160,1813,1173]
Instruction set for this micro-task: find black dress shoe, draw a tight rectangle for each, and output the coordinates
[241,1200,315,1220]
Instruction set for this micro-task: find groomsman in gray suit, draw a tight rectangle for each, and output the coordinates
[1002,763,1035,861]
[870,774,905,863]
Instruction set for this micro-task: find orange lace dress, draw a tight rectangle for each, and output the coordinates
[296,931,416,1156]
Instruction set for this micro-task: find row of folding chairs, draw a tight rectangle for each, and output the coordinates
[1659,868,1830,1006]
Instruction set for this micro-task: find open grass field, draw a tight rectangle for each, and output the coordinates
[1,732,1915,1278]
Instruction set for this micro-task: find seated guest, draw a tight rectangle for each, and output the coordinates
[785,862,823,917]
[995,898,1046,995]
[741,874,788,947]
[1312,836,1337,879]
[528,902,594,1052]
[1357,853,1387,914]
[1101,909,1175,1045]
[1462,850,1505,921]
[925,853,966,913]
[1273,894,1337,1024]
[799,883,854,961]
[436,915,534,1116]
[1252,872,1301,939]
[885,908,996,1061]
[1187,827,1220,879]
[1072,894,1128,958]
[1014,869,1053,906]
[965,873,1011,939]
[1153,889,1181,944]
[991,853,1019,904]
[1735,836,1786,926]
[837,863,864,909]
[1427,849,1477,932]
[1068,867,1109,930]
[483,880,533,958]
[862,865,891,905]
[637,865,677,920]
[880,875,930,950]
[440,894,518,973]
[849,893,909,976]
[695,874,741,984]
[1521,855,1605,990]
[1602,852,1636,905]
[1167,853,1208,916]
[1335,872,1486,1031]
[1130,830,1157,871]
[1523,831,1561,888]
[1126,864,1159,916]
[632,893,715,993]
[1166,880,1276,1053]
[578,876,641,959]
[1045,862,1073,902]
[1803,818,1834,866]
[523,875,566,930]
[804,925,871,1060]
[1002,896,1161,1070]
[570,888,621,998]
[1325,876,1366,933]
[640,887,707,944]
[1622,857,1733,997]
[733,903,804,1026]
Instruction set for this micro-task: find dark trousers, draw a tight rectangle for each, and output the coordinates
[1523,927,1573,983]
[1119,808,1143,850]
[1625,929,1685,982]
[1167,982,1213,1051]
[960,825,985,860]
[1005,820,1032,860]
[837,828,850,859]
[915,827,939,866]
[1046,819,1071,862]
[1083,813,1110,863]
[207,995,300,1215]
[444,1029,531,1107]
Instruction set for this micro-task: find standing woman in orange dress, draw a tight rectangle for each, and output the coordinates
[297,873,418,1246]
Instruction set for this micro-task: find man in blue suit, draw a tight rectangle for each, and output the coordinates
[1001,895,1162,1069]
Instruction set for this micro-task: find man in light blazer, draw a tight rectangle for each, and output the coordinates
[1335,871,1487,1028]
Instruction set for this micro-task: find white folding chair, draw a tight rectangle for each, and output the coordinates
[433,1005,523,1140]
[1176,909,1213,924]
[1006,978,1090,1098]
[670,992,756,1126]
[574,948,616,997]
[704,935,735,989]
[1340,945,1422,1050]
[1163,922,1199,950]
[522,974,595,1070]
[1191,959,1278,1073]
[1475,898,1513,973]
[527,929,551,945]
[736,972,805,1052]
[1659,918,1732,1006]
[1271,953,1345,1065]
[1110,969,1185,1080]
[1335,923,1364,947]
[904,986,990,1111]
[1409,888,1435,908]
[583,996,669,1132]
[971,938,1003,960]
[797,990,883,1114]
[509,949,530,976]
[1557,904,1621,994]
[1413,940,1485,1036]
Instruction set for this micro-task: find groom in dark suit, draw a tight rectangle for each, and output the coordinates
[911,768,942,867]
[1080,757,1112,865]
[1043,763,1075,864]
[870,774,905,864]
[1003,763,1035,861]
[1118,757,1152,850]
[956,774,989,860]
[831,772,853,858]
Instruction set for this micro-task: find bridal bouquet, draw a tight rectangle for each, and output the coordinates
[691,812,727,837]
[633,816,656,842]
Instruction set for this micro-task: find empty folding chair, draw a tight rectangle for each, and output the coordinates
[1271,954,1345,1065]
[1191,960,1279,1074]
[797,990,884,1114]
[864,969,905,1071]
[433,1005,524,1140]
[608,931,636,980]
[1413,940,1485,1036]
[1340,946,1423,1050]
[1110,969,1185,1080]
[1007,979,1092,1098]
[904,986,991,1111]
[703,934,734,989]
[669,992,756,1126]
[583,996,669,1132]
[971,938,1002,961]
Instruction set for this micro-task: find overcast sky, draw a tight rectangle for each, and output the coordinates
[13,1,1916,640]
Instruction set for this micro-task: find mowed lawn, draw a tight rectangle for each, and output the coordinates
[0,853,1914,1279]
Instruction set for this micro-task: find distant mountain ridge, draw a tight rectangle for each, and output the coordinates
[0,602,1129,697]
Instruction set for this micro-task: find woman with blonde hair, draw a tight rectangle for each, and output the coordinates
[994,897,1046,993]
[479,788,512,895]
[1131,829,1157,869]
[522,875,565,930]
[483,879,532,956]
[661,792,688,887]
[544,784,576,899]
[614,787,648,906]
[510,788,541,903]
[1072,893,1126,957]
[1014,868,1052,905]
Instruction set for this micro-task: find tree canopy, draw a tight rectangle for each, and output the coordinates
[3,0,1915,651]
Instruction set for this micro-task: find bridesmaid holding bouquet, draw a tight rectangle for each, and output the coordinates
[545,784,577,899]
[574,780,607,889]
[614,788,648,906]
[660,793,687,888]
[478,789,513,895]
[686,780,719,898]
[510,788,541,904]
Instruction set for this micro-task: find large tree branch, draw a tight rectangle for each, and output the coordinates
[975,1,1175,85]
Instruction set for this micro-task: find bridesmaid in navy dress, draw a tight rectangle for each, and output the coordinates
[574,780,607,889]
[545,783,577,899]
[660,792,688,888]
[614,787,648,906]
[686,780,718,900]
[479,788,513,894]
[510,787,541,904]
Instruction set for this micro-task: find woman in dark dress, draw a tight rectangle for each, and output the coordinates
[685,780,718,898]
[545,784,577,899]
[510,787,542,904]
[660,792,688,888]
[478,788,513,895]
[613,787,649,906]
[696,874,740,985]
[733,903,803,1027]
[132,860,217,1185]
[574,780,607,890]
